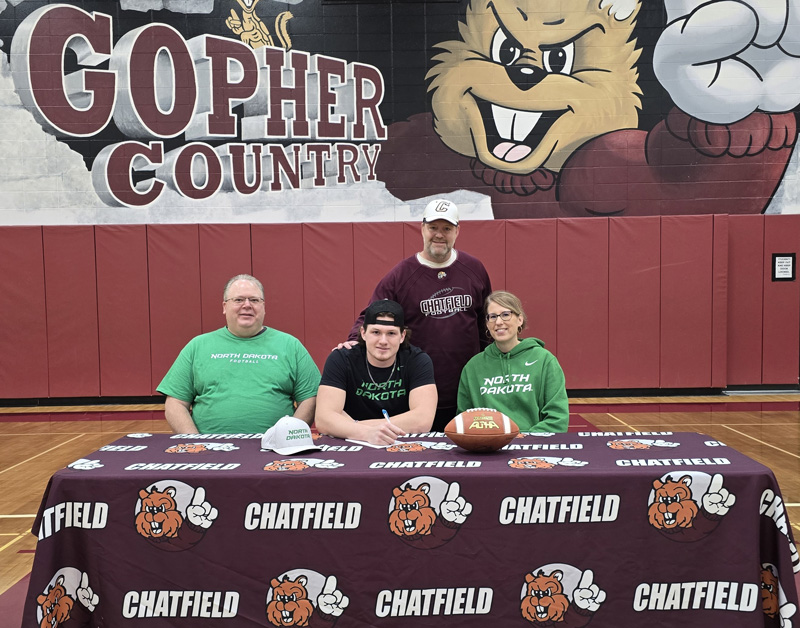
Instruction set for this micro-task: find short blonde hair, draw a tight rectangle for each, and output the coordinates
[224,274,264,300]
[485,290,527,335]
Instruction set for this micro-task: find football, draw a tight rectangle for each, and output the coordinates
[444,408,519,452]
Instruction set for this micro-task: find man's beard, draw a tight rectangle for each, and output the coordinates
[426,242,452,262]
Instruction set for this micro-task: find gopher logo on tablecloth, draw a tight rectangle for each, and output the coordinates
[266,570,349,627]
[165,443,208,454]
[165,442,240,453]
[386,442,426,452]
[761,563,797,625]
[385,441,456,452]
[35,569,98,628]
[608,438,679,450]
[520,565,605,626]
[509,456,589,470]
[647,472,735,542]
[134,481,217,551]
[263,458,343,472]
[387,477,472,549]
[67,458,103,470]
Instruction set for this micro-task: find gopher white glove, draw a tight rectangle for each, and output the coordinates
[439,482,473,524]
[654,0,800,123]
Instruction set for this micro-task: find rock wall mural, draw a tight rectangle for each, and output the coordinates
[0,0,798,224]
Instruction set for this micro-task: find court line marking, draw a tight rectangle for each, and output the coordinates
[0,431,170,438]
[0,515,36,518]
[604,414,637,431]
[0,434,86,475]
[720,425,800,459]
[0,534,27,553]
[580,422,797,427]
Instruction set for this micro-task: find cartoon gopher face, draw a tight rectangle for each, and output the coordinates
[263,460,311,472]
[427,0,641,175]
[647,475,699,529]
[165,443,208,453]
[37,575,74,628]
[386,443,426,452]
[609,439,649,450]
[521,569,570,623]
[388,483,437,536]
[761,566,780,618]
[266,575,314,627]
[509,457,555,469]
[135,486,183,538]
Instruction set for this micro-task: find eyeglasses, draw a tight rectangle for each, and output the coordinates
[486,310,514,323]
[225,297,264,305]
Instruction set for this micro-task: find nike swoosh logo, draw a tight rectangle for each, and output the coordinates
[525,360,538,366]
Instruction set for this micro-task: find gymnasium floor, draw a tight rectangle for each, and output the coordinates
[2,396,799,626]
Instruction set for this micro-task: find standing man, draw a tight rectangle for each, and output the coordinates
[345,200,492,431]
[158,274,320,434]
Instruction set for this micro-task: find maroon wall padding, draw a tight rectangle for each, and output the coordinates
[727,215,764,384]
[95,225,152,396]
[456,219,507,290]
[148,225,202,389]
[303,223,355,368]
[557,218,609,389]
[710,215,729,388]
[352,221,405,320]
[253,223,306,342]
[660,215,714,387]
[505,219,558,353]
[608,216,661,389]
[198,224,253,333]
[43,226,100,397]
[403,221,422,259]
[2,214,800,399]
[0,227,48,398]
[762,214,800,384]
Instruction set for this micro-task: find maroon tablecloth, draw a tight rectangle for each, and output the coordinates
[23,430,799,627]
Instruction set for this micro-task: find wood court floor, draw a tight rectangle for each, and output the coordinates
[2,396,799,604]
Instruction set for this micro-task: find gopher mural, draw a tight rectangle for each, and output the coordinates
[377,0,799,218]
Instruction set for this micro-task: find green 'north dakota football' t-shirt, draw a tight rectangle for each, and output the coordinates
[158,327,320,433]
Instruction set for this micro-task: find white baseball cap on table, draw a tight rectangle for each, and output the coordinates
[261,416,322,455]
[422,199,459,226]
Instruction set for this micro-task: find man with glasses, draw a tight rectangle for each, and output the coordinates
[342,199,492,431]
[158,274,321,434]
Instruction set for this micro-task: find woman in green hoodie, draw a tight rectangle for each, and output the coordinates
[457,291,569,432]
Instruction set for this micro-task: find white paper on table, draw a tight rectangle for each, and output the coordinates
[345,439,402,448]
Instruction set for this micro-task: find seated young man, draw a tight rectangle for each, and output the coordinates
[315,299,437,445]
